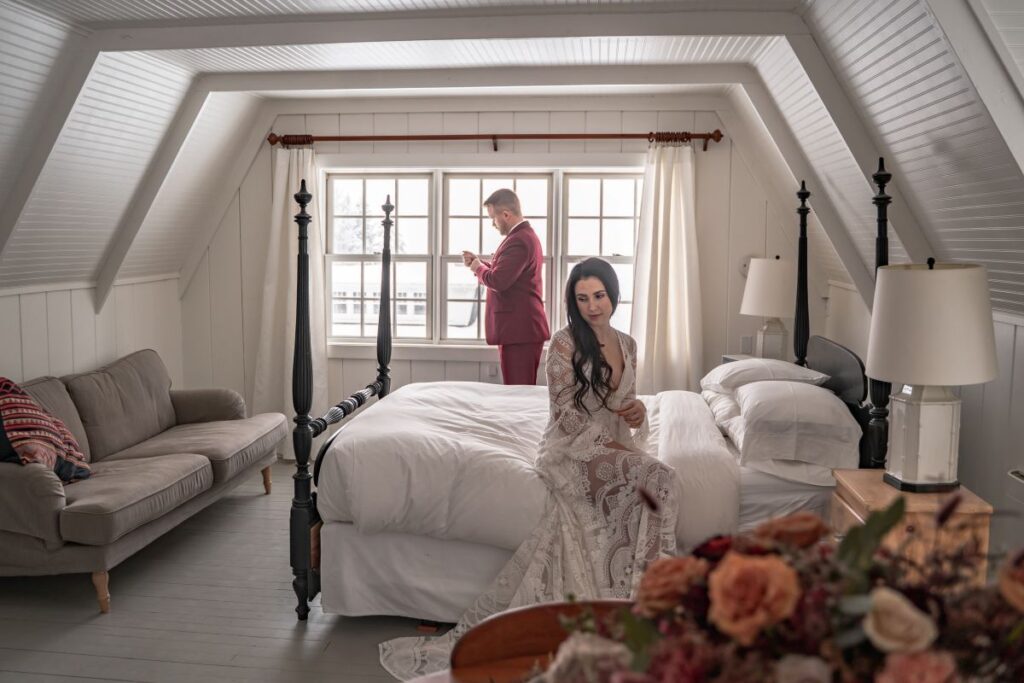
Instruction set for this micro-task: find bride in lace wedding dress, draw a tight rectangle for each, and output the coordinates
[379,258,679,680]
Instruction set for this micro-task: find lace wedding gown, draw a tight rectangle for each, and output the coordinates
[379,326,679,680]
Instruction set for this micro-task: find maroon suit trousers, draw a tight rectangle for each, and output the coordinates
[499,342,544,385]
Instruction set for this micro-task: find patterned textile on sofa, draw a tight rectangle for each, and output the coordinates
[0,377,90,483]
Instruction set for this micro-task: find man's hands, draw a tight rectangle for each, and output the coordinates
[616,399,646,429]
[463,250,483,274]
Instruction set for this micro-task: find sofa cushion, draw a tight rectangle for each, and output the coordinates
[63,349,176,461]
[106,413,287,483]
[21,377,90,461]
[0,462,65,549]
[60,454,212,546]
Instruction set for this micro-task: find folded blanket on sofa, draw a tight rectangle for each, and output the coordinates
[0,377,90,483]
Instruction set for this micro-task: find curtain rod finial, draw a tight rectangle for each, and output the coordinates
[267,133,280,146]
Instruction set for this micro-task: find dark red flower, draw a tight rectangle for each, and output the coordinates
[692,535,732,562]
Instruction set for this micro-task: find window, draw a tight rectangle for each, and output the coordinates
[442,174,552,340]
[562,174,643,331]
[325,169,640,345]
[327,174,431,339]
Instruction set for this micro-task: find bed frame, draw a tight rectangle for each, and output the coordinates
[285,160,895,619]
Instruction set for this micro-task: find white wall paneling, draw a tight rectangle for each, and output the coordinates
[182,96,850,405]
[0,278,183,386]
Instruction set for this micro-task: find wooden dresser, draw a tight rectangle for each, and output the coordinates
[831,469,993,580]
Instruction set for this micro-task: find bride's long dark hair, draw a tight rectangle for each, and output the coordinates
[564,258,620,414]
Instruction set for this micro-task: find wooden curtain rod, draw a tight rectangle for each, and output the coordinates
[266,129,723,152]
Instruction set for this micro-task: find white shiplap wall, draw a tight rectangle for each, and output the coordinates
[0,52,193,288]
[805,0,1024,315]
[181,98,837,410]
[825,283,1024,564]
[0,278,184,386]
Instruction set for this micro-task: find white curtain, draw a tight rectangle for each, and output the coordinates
[631,143,703,393]
[253,147,328,457]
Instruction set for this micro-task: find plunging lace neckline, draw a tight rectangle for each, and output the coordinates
[601,329,627,393]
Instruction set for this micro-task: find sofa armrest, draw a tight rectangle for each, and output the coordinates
[170,388,246,424]
[0,462,66,549]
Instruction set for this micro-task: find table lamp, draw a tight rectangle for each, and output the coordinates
[740,256,796,360]
[866,261,997,492]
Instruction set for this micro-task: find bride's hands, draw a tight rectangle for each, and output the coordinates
[616,399,645,428]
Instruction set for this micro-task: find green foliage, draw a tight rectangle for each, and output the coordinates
[618,608,660,672]
[837,497,906,591]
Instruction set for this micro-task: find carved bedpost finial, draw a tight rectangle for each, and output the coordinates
[295,179,311,210]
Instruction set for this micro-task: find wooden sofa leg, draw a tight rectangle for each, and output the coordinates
[261,466,272,495]
[91,571,110,614]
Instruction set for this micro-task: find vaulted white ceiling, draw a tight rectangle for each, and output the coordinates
[1,0,1022,315]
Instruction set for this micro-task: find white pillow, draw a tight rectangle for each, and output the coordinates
[702,390,739,433]
[724,381,861,471]
[700,358,829,394]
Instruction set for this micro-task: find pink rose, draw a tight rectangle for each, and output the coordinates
[875,651,960,683]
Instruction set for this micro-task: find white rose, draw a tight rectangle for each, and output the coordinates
[774,655,832,683]
[863,587,938,653]
[543,632,632,682]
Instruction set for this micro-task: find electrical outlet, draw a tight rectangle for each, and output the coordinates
[740,335,754,354]
[487,363,499,378]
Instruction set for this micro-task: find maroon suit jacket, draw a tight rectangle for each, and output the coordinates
[474,221,550,346]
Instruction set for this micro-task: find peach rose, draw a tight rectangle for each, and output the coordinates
[998,550,1024,613]
[754,511,830,548]
[635,556,709,617]
[707,551,801,646]
[863,587,938,653]
[874,651,960,683]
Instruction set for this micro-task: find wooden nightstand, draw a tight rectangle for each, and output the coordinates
[831,469,993,580]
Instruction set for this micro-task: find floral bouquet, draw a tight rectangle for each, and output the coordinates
[541,497,1023,682]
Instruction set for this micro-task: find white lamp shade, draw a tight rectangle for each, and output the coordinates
[740,258,796,319]
[866,263,997,386]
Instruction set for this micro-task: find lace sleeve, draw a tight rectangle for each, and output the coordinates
[626,334,650,446]
[543,330,614,461]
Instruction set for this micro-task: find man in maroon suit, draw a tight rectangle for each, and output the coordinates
[462,188,550,385]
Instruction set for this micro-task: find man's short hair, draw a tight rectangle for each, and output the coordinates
[483,188,522,216]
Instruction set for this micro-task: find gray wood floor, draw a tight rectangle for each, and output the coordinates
[0,462,425,683]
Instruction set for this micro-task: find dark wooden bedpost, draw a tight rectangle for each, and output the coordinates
[867,158,892,469]
[794,181,811,367]
[290,179,314,620]
[376,195,394,399]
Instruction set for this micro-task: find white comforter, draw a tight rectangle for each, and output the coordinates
[316,381,740,550]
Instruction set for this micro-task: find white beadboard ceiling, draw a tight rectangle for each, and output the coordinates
[755,37,910,275]
[157,36,775,73]
[804,0,1024,315]
[22,0,802,25]
[118,92,263,279]
[0,1,76,222]
[2,0,1024,315]
[0,51,192,286]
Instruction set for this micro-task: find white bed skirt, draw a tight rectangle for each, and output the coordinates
[320,521,511,623]
[318,470,832,622]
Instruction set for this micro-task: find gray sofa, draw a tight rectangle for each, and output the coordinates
[0,349,289,612]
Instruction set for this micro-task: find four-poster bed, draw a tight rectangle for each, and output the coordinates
[285,159,897,621]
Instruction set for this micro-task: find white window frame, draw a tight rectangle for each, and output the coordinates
[440,172,555,344]
[325,172,434,343]
[560,172,644,330]
[323,167,641,351]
